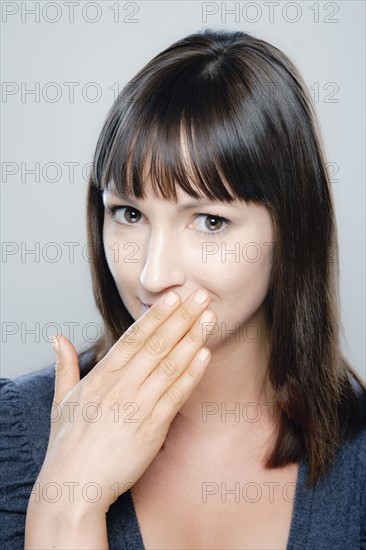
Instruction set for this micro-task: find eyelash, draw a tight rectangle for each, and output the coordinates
[106,205,231,239]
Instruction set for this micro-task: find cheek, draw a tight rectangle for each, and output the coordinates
[198,240,273,332]
[213,251,272,309]
[103,227,119,279]
[102,226,141,293]
[197,239,273,289]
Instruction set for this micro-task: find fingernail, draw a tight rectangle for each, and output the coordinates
[164,292,179,306]
[200,310,214,324]
[50,335,59,354]
[198,348,210,362]
[193,289,209,304]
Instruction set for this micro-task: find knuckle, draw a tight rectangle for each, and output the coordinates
[187,367,200,382]
[55,359,72,385]
[55,356,66,372]
[97,354,123,373]
[158,355,179,378]
[176,304,193,323]
[85,371,104,393]
[187,326,204,345]
[109,379,128,403]
[144,331,169,358]
[148,306,166,323]
[166,385,185,406]
[141,421,157,445]
[119,326,141,350]
[116,343,135,362]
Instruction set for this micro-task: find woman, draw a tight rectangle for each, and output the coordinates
[1,28,365,549]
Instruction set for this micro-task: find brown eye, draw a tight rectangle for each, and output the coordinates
[205,216,224,231]
[123,207,142,224]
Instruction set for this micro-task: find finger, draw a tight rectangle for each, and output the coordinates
[51,335,80,405]
[97,291,182,373]
[140,309,215,404]
[123,289,212,383]
[152,346,212,423]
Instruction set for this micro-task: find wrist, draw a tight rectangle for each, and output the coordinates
[28,473,111,517]
[25,499,108,549]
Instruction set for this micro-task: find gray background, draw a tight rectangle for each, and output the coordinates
[1,1,365,379]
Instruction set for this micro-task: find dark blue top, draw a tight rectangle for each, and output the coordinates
[1,353,366,549]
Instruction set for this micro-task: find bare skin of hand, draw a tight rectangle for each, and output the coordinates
[33,289,215,516]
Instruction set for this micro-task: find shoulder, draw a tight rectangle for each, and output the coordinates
[333,374,366,487]
[1,348,95,408]
[0,365,55,548]
[1,364,56,418]
[308,424,366,498]
[342,374,366,472]
[0,364,55,468]
[0,350,95,549]
[339,425,366,476]
[0,349,95,465]
[291,424,366,549]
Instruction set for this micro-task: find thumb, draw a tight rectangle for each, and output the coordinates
[51,334,80,405]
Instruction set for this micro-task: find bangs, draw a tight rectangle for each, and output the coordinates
[102,117,238,204]
[92,49,282,206]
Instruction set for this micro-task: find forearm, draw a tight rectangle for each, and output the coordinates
[25,500,109,549]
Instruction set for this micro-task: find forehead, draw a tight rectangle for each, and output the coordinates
[105,178,208,202]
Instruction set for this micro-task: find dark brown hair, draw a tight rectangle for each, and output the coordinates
[80,28,366,489]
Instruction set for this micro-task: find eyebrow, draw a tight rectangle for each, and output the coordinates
[176,200,219,212]
[105,187,221,212]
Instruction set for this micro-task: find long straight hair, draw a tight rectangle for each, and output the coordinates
[81,28,366,489]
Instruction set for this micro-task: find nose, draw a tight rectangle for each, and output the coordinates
[139,227,186,293]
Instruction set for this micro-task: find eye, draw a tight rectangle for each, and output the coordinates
[107,205,144,225]
[194,213,231,238]
[201,215,224,231]
[105,205,231,238]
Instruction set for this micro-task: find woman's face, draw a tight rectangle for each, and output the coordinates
[102,181,274,350]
